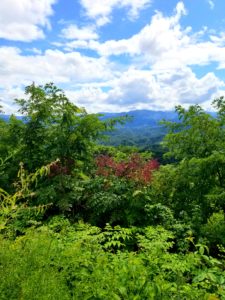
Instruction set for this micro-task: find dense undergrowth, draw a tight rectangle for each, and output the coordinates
[1,83,225,299]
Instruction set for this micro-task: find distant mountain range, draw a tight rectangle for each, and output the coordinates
[99,110,179,129]
[0,110,216,153]
[98,110,180,150]
[1,109,217,125]
[1,110,178,128]
[0,110,215,160]
[99,109,216,151]
[0,114,24,122]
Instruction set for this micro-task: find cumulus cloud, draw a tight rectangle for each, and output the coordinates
[68,2,187,56]
[1,1,225,114]
[0,45,223,113]
[60,24,98,40]
[101,67,223,111]
[58,67,224,113]
[80,0,152,26]
[0,0,56,41]
[65,87,109,112]
[0,47,114,112]
[63,1,191,60]
[0,87,24,114]
[0,47,113,87]
[207,0,215,9]
[210,32,225,46]
[68,1,225,72]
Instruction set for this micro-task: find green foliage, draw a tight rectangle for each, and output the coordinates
[202,211,225,248]
[162,105,223,160]
[0,162,51,238]
[144,203,175,227]
[0,222,225,299]
[82,175,153,226]
[14,82,107,171]
[0,116,25,190]
[2,84,225,298]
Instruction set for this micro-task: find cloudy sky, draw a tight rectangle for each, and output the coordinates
[0,0,225,113]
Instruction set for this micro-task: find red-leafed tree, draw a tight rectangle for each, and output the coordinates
[96,153,159,184]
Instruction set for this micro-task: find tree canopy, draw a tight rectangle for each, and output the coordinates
[1,84,225,299]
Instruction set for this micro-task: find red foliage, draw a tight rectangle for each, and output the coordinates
[49,158,74,177]
[95,154,159,184]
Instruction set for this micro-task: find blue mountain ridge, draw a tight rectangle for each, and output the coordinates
[1,110,178,128]
[1,109,216,129]
[99,110,179,128]
[0,110,217,154]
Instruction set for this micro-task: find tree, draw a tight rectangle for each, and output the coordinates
[15,82,108,171]
[0,115,25,190]
[162,104,224,160]
[156,99,225,224]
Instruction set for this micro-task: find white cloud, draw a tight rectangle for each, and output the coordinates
[60,67,224,113]
[98,2,188,59]
[65,87,109,112]
[0,46,114,112]
[60,24,98,40]
[0,0,56,41]
[66,2,188,57]
[0,47,113,86]
[70,1,225,72]
[210,32,225,46]
[0,45,224,113]
[207,0,215,9]
[102,67,223,111]
[1,1,225,114]
[0,87,24,114]
[80,0,152,26]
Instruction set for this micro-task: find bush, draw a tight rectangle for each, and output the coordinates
[201,211,225,251]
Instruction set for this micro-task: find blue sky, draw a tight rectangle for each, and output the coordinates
[0,0,225,113]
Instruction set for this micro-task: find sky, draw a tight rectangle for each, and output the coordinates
[0,0,225,113]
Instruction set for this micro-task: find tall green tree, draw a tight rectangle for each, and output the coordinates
[155,99,225,225]
[162,104,224,160]
[15,82,107,171]
[0,115,25,190]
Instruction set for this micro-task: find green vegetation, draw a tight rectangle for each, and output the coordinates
[1,83,225,299]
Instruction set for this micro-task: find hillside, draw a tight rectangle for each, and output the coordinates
[0,110,177,149]
[99,110,178,158]
[100,110,178,128]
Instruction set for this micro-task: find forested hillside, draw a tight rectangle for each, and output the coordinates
[1,83,225,299]
[101,110,216,161]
